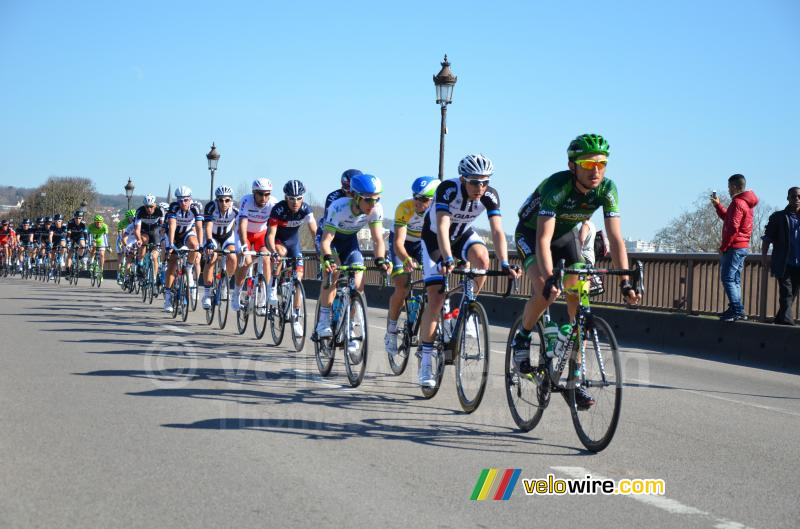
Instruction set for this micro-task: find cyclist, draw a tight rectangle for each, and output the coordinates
[201,185,239,310]
[233,178,278,313]
[48,214,70,273]
[87,214,110,273]
[0,220,16,270]
[36,217,52,264]
[417,154,520,388]
[66,210,88,271]
[134,194,165,280]
[267,179,318,335]
[315,173,392,353]
[163,186,204,312]
[118,209,139,281]
[16,219,35,272]
[315,169,361,253]
[384,176,439,358]
[510,133,640,409]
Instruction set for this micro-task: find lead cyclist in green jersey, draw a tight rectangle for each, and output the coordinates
[510,134,640,407]
[87,215,110,271]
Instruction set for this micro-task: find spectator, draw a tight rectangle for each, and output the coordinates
[711,174,759,321]
[762,186,800,325]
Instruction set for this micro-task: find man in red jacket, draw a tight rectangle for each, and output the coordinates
[711,174,759,321]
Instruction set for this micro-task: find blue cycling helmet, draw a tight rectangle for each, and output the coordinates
[341,169,362,188]
[411,176,439,198]
[350,173,383,195]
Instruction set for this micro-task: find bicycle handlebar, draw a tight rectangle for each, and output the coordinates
[439,267,519,297]
[553,259,645,296]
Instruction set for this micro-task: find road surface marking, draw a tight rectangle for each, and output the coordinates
[551,466,755,529]
[161,324,190,334]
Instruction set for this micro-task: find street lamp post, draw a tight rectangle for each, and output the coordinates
[206,142,220,202]
[433,54,457,180]
[124,178,135,210]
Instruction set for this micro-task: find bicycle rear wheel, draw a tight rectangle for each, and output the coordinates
[343,290,368,387]
[252,276,268,339]
[568,315,622,453]
[454,301,490,413]
[270,281,286,346]
[217,273,230,329]
[504,316,547,432]
[313,298,335,377]
[290,280,307,352]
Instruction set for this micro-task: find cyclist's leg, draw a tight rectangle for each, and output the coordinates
[387,232,410,324]
[460,230,490,293]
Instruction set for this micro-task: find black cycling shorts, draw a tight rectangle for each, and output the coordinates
[514,222,583,272]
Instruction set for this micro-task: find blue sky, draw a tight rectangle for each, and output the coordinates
[1,0,798,238]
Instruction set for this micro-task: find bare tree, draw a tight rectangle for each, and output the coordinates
[654,191,775,253]
[18,177,98,220]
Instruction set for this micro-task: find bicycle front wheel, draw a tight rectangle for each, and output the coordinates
[180,277,190,322]
[388,296,416,376]
[270,282,286,346]
[504,316,547,432]
[205,275,216,325]
[217,274,230,329]
[236,292,249,335]
[290,280,307,352]
[343,290,368,387]
[313,297,335,377]
[454,301,490,413]
[252,276,268,339]
[568,315,622,453]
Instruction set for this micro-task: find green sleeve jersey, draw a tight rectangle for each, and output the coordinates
[517,170,620,239]
[87,223,109,241]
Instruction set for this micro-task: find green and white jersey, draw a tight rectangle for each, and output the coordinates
[323,197,383,236]
[517,170,620,239]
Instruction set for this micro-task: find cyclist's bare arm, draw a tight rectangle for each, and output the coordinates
[535,216,557,278]
[604,216,640,304]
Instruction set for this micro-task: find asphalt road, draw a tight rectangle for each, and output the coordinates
[1,277,799,529]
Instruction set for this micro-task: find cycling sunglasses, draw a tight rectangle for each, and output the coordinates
[573,159,608,170]
[464,178,490,187]
[359,196,381,204]
[286,196,304,202]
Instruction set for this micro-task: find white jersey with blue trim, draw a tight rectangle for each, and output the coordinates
[323,197,383,235]
[204,201,239,238]
[422,177,501,241]
[166,201,204,235]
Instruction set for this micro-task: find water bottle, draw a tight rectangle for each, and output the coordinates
[553,323,574,359]
[332,296,342,324]
[407,295,420,325]
[543,320,560,358]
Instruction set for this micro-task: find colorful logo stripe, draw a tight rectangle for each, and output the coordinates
[470,469,521,500]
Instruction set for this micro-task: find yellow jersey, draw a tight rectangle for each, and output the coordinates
[392,199,425,242]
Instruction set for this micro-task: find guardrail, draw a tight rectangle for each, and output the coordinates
[105,249,798,324]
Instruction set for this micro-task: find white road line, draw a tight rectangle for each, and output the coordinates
[628,377,800,419]
[550,466,755,529]
[161,324,190,334]
[111,307,125,311]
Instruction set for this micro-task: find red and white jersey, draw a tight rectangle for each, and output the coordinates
[237,193,278,234]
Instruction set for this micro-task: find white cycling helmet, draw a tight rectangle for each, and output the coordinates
[215,185,234,198]
[458,154,494,177]
[159,202,169,210]
[143,194,157,206]
[174,185,192,198]
[252,178,272,192]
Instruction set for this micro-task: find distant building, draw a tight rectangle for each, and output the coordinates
[0,199,24,213]
[624,238,676,253]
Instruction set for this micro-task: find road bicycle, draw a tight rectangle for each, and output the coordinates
[269,256,308,351]
[417,266,516,413]
[169,247,194,322]
[205,248,232,329]
[504,259,644,452]
[387,269,426,376]
[139,243,160,305]
[88,247,105,288]
[311,264,388,388]
[235,249,271,339]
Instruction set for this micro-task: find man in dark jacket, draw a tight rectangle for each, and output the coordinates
[711,174,759,321]
[762,187,800,325]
